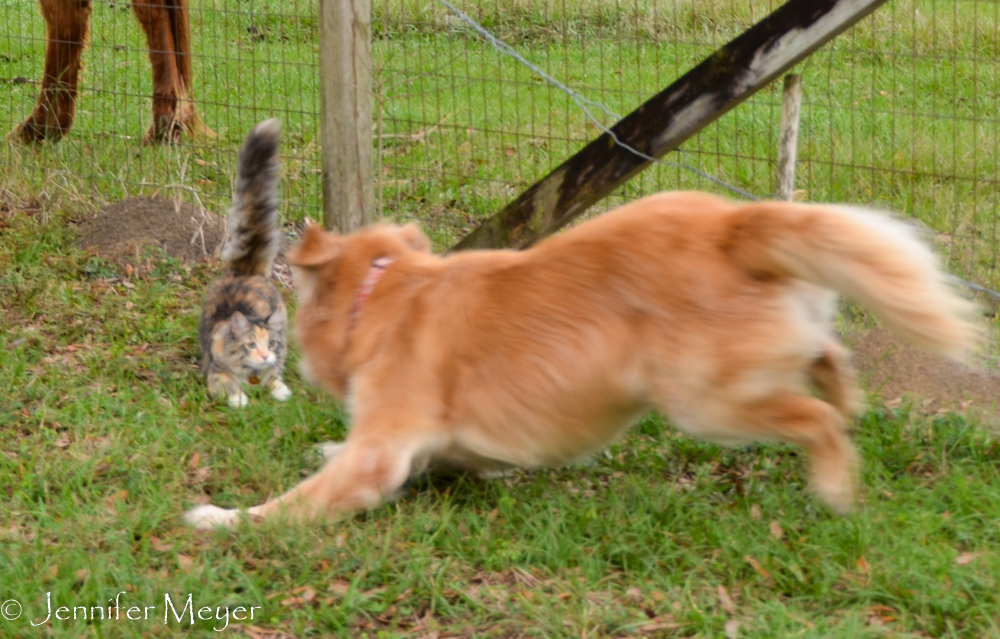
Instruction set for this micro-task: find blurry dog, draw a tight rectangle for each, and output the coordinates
[186,191,979,529]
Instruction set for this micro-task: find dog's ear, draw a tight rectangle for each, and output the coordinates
[398,223,431,253]
[288,221,340,267]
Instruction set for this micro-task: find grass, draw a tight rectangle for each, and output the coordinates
[2,0,1000,636]
[0,194,999,639]
[2,0,1000,287]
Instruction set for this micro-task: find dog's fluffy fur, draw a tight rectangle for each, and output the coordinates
[186,191,979,529]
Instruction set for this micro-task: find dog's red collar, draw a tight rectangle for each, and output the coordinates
[348,257,393,331]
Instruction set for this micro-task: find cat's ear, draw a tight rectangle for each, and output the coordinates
[230,311,251,334]
[267,312,285,330]
[287,221,340,267]
[399,223,431,252]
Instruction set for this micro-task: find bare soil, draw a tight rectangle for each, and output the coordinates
[76,196,225,267]
[848,327,1000,422]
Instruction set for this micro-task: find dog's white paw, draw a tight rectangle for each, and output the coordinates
[184,504,243,530]
[315,441,347,461]
[814,474,855,514]
[228,392,249,408]
[270,380,292,402]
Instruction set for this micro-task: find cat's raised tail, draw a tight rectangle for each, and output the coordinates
[221,118,282,276]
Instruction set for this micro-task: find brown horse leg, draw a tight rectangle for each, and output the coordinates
[131,0,213,143]
[14,0,92,144]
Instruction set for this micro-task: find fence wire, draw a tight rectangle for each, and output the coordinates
[372,0,1000,294]
[1,0,323,222]
[1,0,998,296]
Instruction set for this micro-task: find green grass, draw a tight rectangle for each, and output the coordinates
[2,181,1000,638]
[2,0,1000,288]
[2,2,1000,635]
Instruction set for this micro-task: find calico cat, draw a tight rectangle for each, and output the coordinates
[198,119,291,408]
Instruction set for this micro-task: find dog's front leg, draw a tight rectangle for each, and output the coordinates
[184,435,420,530]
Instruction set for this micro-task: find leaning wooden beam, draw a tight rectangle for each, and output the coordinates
[451,0,890,251]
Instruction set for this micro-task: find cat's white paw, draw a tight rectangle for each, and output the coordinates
[228,392,249,408]
[270,380,292,402]
[184,504,243,530]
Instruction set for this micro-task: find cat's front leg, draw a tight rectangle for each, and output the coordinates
[265,376,292,401]
[207,371,249,408]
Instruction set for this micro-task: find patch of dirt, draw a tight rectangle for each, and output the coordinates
[76,196,225,266]
[848,327,1000,421]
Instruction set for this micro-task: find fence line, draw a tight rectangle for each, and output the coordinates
[1,0,998,300]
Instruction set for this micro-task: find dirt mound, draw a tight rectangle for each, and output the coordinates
[77,196,225,266]
[849,327,1000,421]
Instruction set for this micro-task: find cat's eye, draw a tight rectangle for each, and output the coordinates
[247,342,257,349]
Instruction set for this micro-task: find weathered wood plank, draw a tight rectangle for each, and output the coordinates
[451,0,889,251]
[319,0,375,232]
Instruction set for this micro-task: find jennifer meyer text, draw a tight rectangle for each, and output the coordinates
[2,592,262,631]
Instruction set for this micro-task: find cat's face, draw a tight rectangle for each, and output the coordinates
[222,311,283,372]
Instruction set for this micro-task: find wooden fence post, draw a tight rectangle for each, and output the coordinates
[319,0,375,232]
[776,74,803,201]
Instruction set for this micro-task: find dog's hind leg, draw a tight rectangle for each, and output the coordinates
[727,393,857,513]
[808,340,862,421]
[185,434,428,529]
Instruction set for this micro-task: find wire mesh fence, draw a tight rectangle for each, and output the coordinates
[373,0,1000,292]
[1,0,998,292]
[1,0,323,220]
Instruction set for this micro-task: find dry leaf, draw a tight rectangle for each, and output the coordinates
[291,586,317,603]
[769,520,784,540]
[150,536,174,552]
[744,555,771,579]
[637,615,679,634]
[46,565,59,579]
[624,587,643,602]
[105,489,128,513]
[176,553,194,572]
[725,619,740,639]
[750,504,762,521]
[717,585,736,614]
[856,556,870,575]
[328,580,351,596]
[955,552,977,565]
[189,452,201,469]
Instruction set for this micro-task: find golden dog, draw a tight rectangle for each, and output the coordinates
[186,192,978,529]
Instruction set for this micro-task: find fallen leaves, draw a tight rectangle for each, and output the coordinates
[105,489,128,514]
[769,520,784,540]
[865,604,896,626]
[176,553,194,572]
[955,552,977,565]
[744,555,771,580]
[856,556,870,575]
[636,614,679,634]
[717,585,737,615]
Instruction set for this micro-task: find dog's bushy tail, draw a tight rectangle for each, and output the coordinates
[222,119,281,276]
[727,201,980,361]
